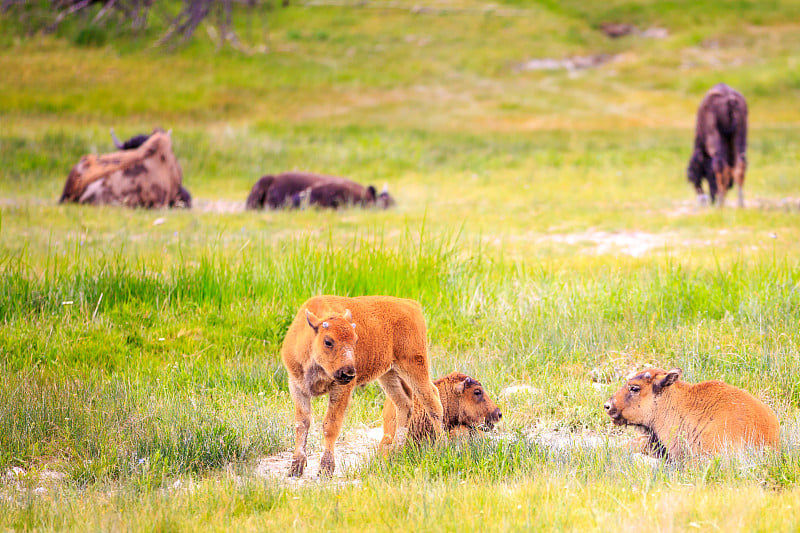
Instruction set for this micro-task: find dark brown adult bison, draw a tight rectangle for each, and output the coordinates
[687,83,748,207]
[245,172,394,210]
[59,128,191,208]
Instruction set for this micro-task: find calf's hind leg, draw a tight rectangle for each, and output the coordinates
[396,355,444,437]
[379,369,414,448]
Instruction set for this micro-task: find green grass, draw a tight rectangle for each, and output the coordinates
[3,0,800,530]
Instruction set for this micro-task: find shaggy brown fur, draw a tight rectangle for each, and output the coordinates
[280,295,443,477]
[245,172,394,210]
[687,83,748,207]
[379,371,502,451]
[59,129,190,208]
[303,180,395,209]
[604,367,779,460]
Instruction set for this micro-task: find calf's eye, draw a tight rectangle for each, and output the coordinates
[324,338,334,348]
[629,385,640,393]
[474,389,482,397]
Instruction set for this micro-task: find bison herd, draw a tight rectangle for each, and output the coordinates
[56,84,773,478]
[58,83,748,212]
[58,129,395,211]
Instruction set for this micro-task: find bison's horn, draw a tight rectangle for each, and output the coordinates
[110,128,124,149]
[382,182,389,194]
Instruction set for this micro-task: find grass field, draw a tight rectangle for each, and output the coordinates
[2,0,800,530]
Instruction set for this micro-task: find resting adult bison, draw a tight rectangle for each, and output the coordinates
[59,128,191,208]
[110,128,151,151]
[379,371,502,451]
[245,172,394,210]
[604,367,779,460]
[687,83,748,207]
[281,295,443,477]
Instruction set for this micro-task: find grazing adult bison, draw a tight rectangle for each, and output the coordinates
[687,83,748,207]
[59,128,191,208]
[281,295,443,477]
[379,371,502,451]
[604,367,779,460]
[245,172,394,210]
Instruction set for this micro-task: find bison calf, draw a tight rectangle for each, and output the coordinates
[687,83,748,207]
[281,295,444,477]
[379,371,502,451]
[604,367,779,460]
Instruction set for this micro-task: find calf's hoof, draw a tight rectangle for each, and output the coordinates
[320,450,335,477]
[289,453,307,477]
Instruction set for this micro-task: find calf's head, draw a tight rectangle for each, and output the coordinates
[603,368,682,426]
[451,375,502,430]
[305,308,358,385]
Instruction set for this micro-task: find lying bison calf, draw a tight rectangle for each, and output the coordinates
[379,371,502,451]
[281,295,444,477]
[604,367,779,460]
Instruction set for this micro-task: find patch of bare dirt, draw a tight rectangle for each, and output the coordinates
[541,230,673,257]
[665,197,800,216]
[255,425,383,484]
[194,199,246,213]
[515,54,619,72]
[599,22,668,39]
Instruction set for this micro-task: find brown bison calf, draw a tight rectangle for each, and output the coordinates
[604,368,779,460]
[687,83,748,207]
[379,371,502,451]
[281,295,444,477]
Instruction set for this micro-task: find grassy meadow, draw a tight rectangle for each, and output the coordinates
[2,0,800,529]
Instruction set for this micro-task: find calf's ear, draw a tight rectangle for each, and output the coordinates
[306,309,320,333]
[454,379,468,394]
[343,309,353,322]
[653,368,682,394]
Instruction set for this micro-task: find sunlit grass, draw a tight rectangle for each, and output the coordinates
[3,0,800,529]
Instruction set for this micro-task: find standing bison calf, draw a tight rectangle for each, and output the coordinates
[379,371,502,451]
[604,368,779,460]
[281,295,443,477]
[687,83,748,207]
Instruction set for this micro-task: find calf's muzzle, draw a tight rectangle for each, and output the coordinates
[334,365,356,385]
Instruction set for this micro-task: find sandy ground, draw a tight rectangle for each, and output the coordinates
[255,415,657,485]
[255,425,385,484]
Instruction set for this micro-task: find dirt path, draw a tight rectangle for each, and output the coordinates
[255,420,659,484]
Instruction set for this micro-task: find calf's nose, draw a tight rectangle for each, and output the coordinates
[603,401,612,411]
[494,408,502,420]
[334,366,356,384]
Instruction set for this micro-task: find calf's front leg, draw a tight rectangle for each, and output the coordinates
[320,385,354,477]
[288,381,312,477]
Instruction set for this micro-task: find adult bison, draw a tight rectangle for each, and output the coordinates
[59,128,191,208]
[379,371,502,452]
[245,172,394,210]
[281,295,443,477]
[687,83,748,207]
[604,367,779,460]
